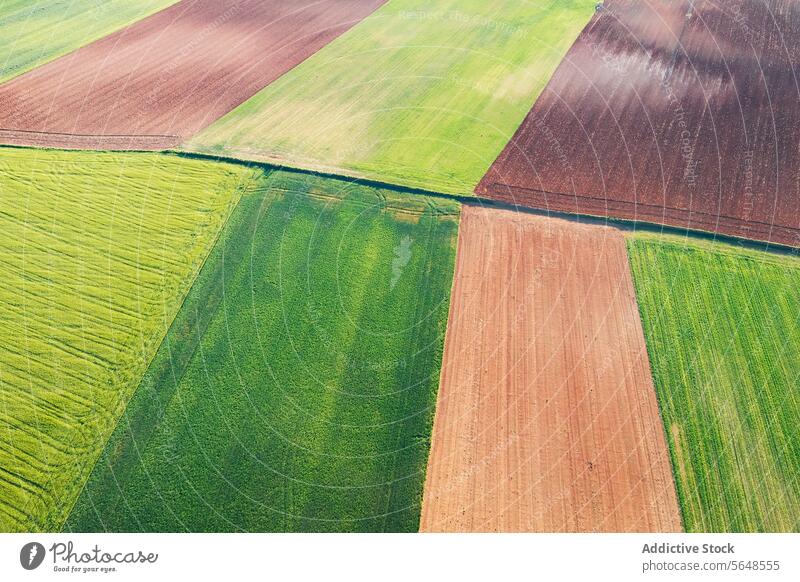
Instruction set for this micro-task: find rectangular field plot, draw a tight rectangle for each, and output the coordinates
[478,0,800,247]
[65,171,460,532]
[0,0,386,150]
[628,236,800,532]
[0,148,258,531]
[420,206,681,532]
[185,0,596,194]
[0,0,177,83]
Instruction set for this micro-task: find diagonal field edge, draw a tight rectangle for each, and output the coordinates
[476,0,800,248]
[0,0,388,150]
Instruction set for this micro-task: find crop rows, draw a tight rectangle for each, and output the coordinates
[66,171,460,532]
[186,0,596,194]
[0,0,177,83]
[0,148,259,531]
[628,236,800,532]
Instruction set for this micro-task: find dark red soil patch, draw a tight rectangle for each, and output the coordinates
[0,0,386,150]
[477,0,800,247]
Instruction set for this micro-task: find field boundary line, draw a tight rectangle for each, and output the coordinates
[483,181,800,232]
[1,142,794,256]
[0,0,182,85]
[58,168,268,532]
[418,209,464,531]
[622,242,687,532]
[0,130,181,150]
[169,149,800,255]
[0,128,180,139]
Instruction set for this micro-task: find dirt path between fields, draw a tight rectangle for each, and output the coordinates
[420,205,682,532]
[0,0,385,150]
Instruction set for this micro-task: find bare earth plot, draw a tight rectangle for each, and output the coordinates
[477,0,800,247]
[420,205,681,532]
[0,0,386,150]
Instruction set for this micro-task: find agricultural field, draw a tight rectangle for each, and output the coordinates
[1,0,798,540]
[0,0,177,83]
[478,0,800,247]
[628,235,800,532]
[421,206,681,532]
[0,0,386,150]
[185,0,596,195]
[0,148,259,532]
[65,171,460,532]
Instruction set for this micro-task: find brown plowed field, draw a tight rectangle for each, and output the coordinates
[0,0,386,150]
[420,205,681,532]
[477,0,800,247]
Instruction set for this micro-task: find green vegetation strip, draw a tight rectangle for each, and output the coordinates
[0,148,259,532]
[185,0,595,195]
[0,0,178,83]
[628,235,800,532]
[66,171,460,532]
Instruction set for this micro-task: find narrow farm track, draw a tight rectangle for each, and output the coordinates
[478,0,800,247]
[0,0,386,150]
[420,205,681,532]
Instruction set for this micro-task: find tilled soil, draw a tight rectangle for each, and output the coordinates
[477,0,800,247]
[0,0,386,149]
[420,205,682,532]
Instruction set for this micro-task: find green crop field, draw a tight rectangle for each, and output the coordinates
[0,0,177,83]
[66,170,460,532]
[0,148,259,532]
[628,235,800,532]
[185,0,595,195]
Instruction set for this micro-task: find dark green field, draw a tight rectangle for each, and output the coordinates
[628,235,800,532]
[0,147,257,532]
[65,170,460,532]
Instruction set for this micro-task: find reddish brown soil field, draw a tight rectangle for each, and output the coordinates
[420,205,681,532]
[0,0,385,150]
[477,0,800,247]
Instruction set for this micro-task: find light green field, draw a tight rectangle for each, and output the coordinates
[628,235,800,532]
[185,0,595,195]
[0,0,177,83]
[66,170,460,532]
[0,148,260,531]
